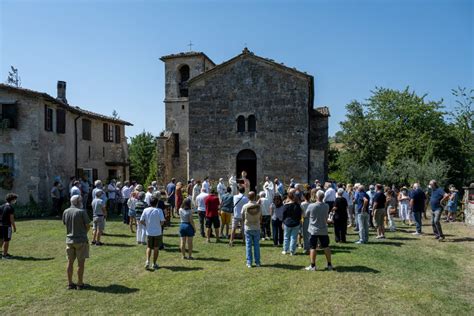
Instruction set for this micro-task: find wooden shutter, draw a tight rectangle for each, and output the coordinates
[103,123,108,142]
[114,125,121,143]
[56,109,66,134]
[82,119,91,140]
[76,168,84,179]
[92,168,98,182]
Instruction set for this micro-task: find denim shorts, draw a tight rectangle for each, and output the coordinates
[128,209,136,217]
[179,222,195,237]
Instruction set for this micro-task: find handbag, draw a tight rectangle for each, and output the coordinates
[328,211,335,224]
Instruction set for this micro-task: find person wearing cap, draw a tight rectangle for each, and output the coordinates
[91,189,107,246]
[332,188,348,243]
[429,180,449,241]
[367,184,376,228]
[446,185,459,222]
[410,183,426,235]
[372,184,386,239]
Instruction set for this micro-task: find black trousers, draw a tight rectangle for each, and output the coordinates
[261,215,271,238]
[334,218,348,242]
[198,212,206,237]
[272,218,283,246]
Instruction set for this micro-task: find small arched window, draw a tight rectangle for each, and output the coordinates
[178,65,190,97]
[237,115,245,132]
[248,115,256,132]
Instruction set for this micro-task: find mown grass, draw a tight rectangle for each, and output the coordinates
[0,215,473,315]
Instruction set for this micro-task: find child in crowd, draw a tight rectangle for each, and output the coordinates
[127,191,137,233]
[135,192,147,245]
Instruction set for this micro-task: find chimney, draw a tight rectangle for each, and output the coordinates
[57,81,67,104]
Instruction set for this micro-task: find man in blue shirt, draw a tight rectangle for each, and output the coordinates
[410,183,426,235]
[355,185,370,244]
[166,178,176,217]
[429,180,448,241]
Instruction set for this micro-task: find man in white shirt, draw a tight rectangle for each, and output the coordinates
[145,186,154,206]
[107,180,118,215]
[121,181,132,224]
[323,182,336,210]
[140,196,165,271]
[202,177,210,194]
[196,188,209,237]
[263,176,275,203]
[217,178,226,202]
[229,175,238,195]
[229,187,249,246]
[258,191,272,240]
[70,181,81,198]
[192,180,201,211]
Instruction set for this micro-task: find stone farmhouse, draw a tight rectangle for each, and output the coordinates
[0,81,132,205]
[157,48,329,190]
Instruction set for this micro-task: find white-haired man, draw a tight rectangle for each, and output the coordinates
[305,189,333,271]
[410,183,426,235]
[63,195,90,290]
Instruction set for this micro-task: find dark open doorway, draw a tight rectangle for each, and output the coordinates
[236,149,257,192]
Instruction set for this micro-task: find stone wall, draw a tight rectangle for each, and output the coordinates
[0,90,42,204]
[161,55,214,182]
[0,88,129,205]
[309,109,329,182]
[188,55,312,189]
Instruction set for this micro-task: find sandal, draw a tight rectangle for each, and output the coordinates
[76,284,88,290]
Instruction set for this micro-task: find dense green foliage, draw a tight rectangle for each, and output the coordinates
[128,132,156,185]
[331,87,474,187]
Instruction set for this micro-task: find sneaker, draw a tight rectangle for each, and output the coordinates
[91,240,96,245]
[327,265,334,271]
[2,254,13,259]
[355,240,363,244]
[438,237,445,242]
[281,251,287,255]
[305,265,316,271]
[256,263,261,267]
[67,283,77,290]
[247,264,252,268]
[153,264,159,270]
[261,238,265,241]
[188,256,194,260]
[375,235,382,239]
[290,252,295,256]
[412,232,422,236]
[145,262,150,270]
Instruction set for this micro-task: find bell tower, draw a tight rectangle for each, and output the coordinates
[158,51,215,182]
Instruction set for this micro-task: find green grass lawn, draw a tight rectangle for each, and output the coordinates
[1,215,473,315]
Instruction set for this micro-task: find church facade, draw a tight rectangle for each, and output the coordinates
[157,48,329,190]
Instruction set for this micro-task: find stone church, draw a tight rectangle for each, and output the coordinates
[157,48,329,190]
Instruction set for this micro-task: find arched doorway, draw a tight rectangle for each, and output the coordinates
[236,149,257,192]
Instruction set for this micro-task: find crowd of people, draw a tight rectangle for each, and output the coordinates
[0,171,466,290]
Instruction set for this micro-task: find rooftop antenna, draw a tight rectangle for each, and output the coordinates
[188,41,194,51]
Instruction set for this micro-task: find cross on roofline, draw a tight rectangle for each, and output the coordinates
[188,41,194,51]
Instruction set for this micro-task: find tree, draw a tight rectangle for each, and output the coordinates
[450,87,474,184]
[336,87,465,187]
[128,132,156,185]
[6,66,21,87]
[145,147,158,186]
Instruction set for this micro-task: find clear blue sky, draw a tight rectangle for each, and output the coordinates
[1,0,472,137]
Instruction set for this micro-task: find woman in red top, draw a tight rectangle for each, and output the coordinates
[175,182,184,213]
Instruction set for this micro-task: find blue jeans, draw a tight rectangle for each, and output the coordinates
[283,224,300,253]
[357,213,369,243]
[431,208,444,238]
[413,211,422,233]
[245,230,261,265]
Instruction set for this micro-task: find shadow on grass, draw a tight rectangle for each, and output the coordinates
[387,236,417,241]
[164,248,200,253]
[450,237,474,243]
[162,266,204,272]
[104,243,135,248]
[195,257,230,262]
[9,255,55,261]
[369,241,404,247]
[266,263,303,270]
[83,284,139,294]
[101,233,133,238]
[335,265,380,273]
